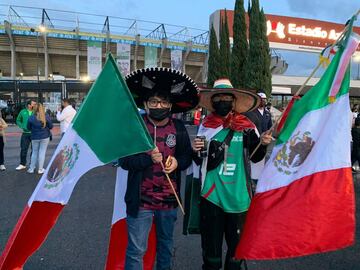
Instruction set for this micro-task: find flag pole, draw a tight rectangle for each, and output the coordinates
[160,160,185,215]
[249,14,356,159]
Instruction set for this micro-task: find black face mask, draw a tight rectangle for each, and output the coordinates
[148,108,171,121]
[212,101,233,117]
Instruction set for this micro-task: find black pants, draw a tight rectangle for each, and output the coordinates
[0,136,4,165]
[20,133,31,166]
[200,198,247,270]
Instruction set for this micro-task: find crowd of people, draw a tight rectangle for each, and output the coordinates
[0,98,77,173]
[1,66,357,270]
[119,68,273,270]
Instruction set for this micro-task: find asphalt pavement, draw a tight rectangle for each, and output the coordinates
[0,125,359,270]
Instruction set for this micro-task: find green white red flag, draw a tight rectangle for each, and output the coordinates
[0,54,154,269]
[235,15,360,260]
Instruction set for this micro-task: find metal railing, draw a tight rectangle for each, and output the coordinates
[0,4,209,45]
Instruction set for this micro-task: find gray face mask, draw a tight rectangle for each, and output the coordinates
[212,101,233,116]
[148,108,171,121]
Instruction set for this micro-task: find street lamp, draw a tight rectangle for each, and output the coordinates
[39,24,46,33]
[29,28,40,82]
[81,75,90,83]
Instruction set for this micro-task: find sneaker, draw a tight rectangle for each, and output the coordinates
[38,169,45,174]
[0,165,5,171]
[27,169,34,174]
[16,164,27,171]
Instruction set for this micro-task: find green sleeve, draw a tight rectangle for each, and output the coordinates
[16,110,24,129]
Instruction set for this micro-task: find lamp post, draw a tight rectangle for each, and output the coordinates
[30,25,46,103]
[29,28,39,81]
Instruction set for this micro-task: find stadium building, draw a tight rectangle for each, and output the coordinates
[0,5,359,120]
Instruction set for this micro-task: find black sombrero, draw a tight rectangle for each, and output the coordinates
[125,67,199,113]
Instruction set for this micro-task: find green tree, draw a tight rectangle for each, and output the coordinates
[245,0,272,97]
[207,24,220,87]
[230,0,248,88]
[260,7,272,96]
[218,9,231,78]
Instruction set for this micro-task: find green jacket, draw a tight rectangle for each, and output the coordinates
[16,109,33,133]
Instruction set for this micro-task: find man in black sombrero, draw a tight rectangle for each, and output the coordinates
[119,67,199,270]
[190,79,272,270]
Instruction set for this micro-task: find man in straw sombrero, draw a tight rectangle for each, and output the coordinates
[119,67,199,270]
[189,78,272,270]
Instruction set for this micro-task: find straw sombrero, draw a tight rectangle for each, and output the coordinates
[199,79,260,113]
[125,67,199,113]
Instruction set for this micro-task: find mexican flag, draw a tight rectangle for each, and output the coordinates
[235,18,360,260]
[0,54,154,269]
[105,168,157,270]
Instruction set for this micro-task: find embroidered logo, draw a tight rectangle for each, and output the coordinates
[166,134,176,148]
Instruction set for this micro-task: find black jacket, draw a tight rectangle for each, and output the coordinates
[244,108,272,134]
[352,127,360,154]
[119,118,192,218]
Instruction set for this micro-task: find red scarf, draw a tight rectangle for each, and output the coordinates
[202,112,255,132]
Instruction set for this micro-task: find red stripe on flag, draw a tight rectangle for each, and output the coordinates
[235,168,355,260]
[276,96,301,133]
[0,202,64,270]
[105,219,157,270]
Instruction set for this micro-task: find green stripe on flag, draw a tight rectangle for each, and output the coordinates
[72,54,154,163]
[276,46,351,146]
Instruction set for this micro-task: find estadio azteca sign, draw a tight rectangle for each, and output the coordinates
[213,10,360,52]
[267,21,342,41]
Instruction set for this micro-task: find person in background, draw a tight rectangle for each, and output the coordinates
[243,92,273,189]
[27,103,53,174]
[244,92,272,135]
[352,117,360,172]
[56,98,76,136]
[351,104,359,127]
[16,100,37,171]
[194,107,202,126]
[0,115,8,171]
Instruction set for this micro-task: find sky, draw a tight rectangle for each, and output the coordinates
[1,0,358,29]
[1,0,359,78]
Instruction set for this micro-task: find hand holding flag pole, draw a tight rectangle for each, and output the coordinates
[160,156,185,215]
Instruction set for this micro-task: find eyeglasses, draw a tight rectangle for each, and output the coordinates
[147,99,171,108]
[212,95,234,102]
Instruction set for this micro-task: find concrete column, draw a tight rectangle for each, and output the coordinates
[11,45,16,79]
[76,53,80,79]
[183,41,192,73]
[133,34,140,70]
[44,35,49,79]
[76,27,80,80]
[159,38,167,67]
[5,21,17,79]
[202,52,209,84]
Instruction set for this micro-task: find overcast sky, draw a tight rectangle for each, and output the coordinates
[1,0,359,78]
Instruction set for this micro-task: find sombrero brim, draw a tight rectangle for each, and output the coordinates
[199,88,260,113]
[125,67,199,113]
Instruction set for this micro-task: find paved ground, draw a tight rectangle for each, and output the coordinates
[0,125,359,269]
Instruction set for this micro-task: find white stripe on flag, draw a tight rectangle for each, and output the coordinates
[112,168,128,224]
[257,94,351,193]
[29,126,104,205]
[329,33,360,97]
